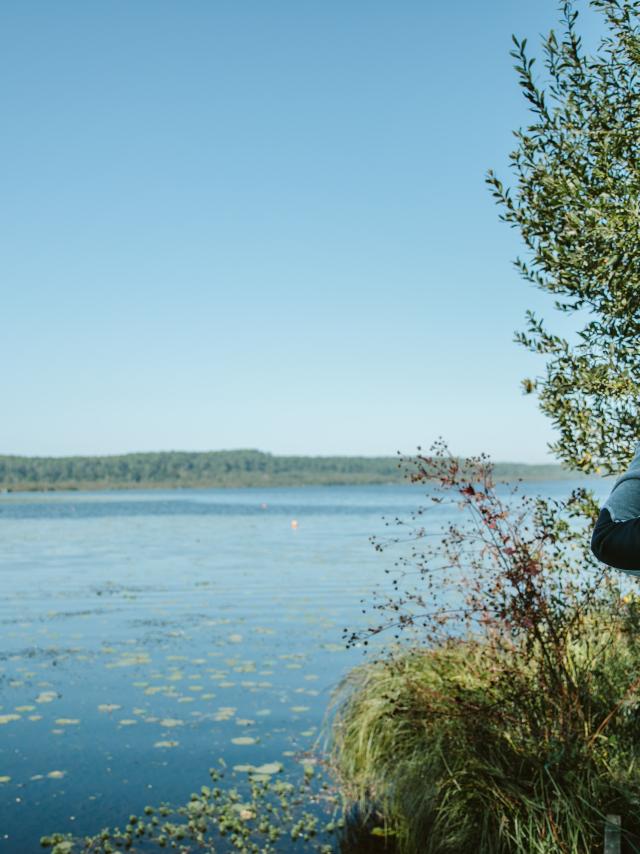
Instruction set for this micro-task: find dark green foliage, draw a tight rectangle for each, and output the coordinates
[0,450,578,491]
[487,0,640,474]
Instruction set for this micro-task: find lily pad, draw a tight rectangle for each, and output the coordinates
[253,762,282,775]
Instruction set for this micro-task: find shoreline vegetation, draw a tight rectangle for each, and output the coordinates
[0,449,591,492]
[326,447,636,853]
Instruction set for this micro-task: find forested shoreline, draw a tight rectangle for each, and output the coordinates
[0,449,584,491]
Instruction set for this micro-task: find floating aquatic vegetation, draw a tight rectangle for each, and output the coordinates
[41,763,342,853]
[214,706,236,722]
[35,691,57,704]
[97,704,121,713]
[154,740,179,748]
[158,718,183,728]
[106,652,151,668]
[0,776,10,783]
[253,762,282,775]
[0,714,20,725]
[231,736,257,745]
[47,771,66,779]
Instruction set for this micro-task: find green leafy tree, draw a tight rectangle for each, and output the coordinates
[487,0,640,475]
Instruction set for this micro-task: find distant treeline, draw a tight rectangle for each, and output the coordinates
[0,450,587,492]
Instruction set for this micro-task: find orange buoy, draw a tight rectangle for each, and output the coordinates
[290,519,298,529]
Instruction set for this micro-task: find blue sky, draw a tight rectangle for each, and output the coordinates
[1,1,604,462]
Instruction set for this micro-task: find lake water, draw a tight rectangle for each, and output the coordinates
[0,480,610,851]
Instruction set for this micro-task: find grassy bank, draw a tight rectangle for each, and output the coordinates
[324,445,640,853]
[327,605,640,854]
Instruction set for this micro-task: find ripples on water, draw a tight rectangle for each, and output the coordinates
[0,481,605,851]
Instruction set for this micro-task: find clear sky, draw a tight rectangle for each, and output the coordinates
[1,1,605,462]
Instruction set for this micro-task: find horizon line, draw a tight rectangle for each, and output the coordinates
[0,447,565,467]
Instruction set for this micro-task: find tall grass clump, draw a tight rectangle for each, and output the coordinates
[327,443,640,853]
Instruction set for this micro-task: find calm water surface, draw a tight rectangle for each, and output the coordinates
[0,481,608,851]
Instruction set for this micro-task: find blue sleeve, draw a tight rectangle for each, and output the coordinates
[604,477,640,522]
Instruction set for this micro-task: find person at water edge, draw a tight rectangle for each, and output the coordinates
[591,442,640,575]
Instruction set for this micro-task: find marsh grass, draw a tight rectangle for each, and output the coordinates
[328,619,640,853]
[327,444,640,853]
